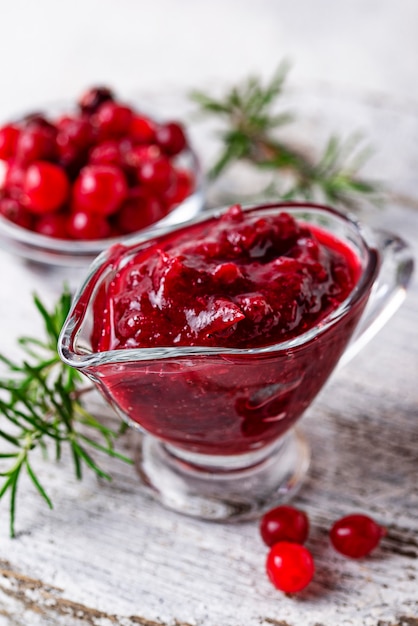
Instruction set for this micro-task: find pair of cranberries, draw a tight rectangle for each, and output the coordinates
[260,506,385,594]
[0,86,195,240]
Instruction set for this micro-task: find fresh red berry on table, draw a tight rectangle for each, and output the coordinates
[330,513,385,559]
[266,541,315,593]
[23,161,69,214]
[260,505,310,547]
[72,164,128,216]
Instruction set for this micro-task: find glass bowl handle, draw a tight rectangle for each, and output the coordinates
[338,228,414,368]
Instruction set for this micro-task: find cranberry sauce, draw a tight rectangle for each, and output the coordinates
[89,205,366,456]
[93,205,360,352]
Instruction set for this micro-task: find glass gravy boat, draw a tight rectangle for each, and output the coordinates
[58,202,413,521]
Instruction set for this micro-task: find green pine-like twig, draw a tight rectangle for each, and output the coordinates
[0,288,132,537]
[191,62,382,210]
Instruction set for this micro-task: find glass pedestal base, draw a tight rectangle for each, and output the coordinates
[133,429,310,522]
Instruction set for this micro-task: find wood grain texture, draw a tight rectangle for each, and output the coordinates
[0,87,417,626]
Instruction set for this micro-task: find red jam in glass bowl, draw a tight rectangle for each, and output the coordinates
[93,204,361,353]
[62,202,378,453]
[59,201,412,520]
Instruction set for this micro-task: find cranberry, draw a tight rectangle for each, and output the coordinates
[137,155,173,192]
[89,141,122,166]
[72,164,128,216]
[130,114,156,144]
[57,145,86,176]
[266,542,315,593]
[165,169,194,207]
[156,122,187,156]
[16,124,56,163]
[34,213,69,238]
[22,113,55,130]
[234,292,272,323]
[4,160,26,196]
[78,86,114,114]
[94,102,134,139]
[123,144,161,169]
[0,86,193,242]
[67,209,110,240]
[0,197,33,229]
[56,116,93,150]
[116,189,166,234]
[23,161,69,214]
[260,506,310,547]
[330,514,385,559]
[0,125,20,159]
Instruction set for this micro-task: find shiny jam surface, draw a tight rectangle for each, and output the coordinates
[90,205,364,455]
[93,205,360,352]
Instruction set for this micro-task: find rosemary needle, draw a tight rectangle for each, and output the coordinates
[191,62,382,210]
[0,287,132,537]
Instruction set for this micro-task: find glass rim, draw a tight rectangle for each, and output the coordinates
[59,201,379,368]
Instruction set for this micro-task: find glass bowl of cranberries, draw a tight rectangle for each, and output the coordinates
[58,201,413,522]
[0,86,203,268]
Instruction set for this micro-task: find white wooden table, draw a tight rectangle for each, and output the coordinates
[0,83,417,626]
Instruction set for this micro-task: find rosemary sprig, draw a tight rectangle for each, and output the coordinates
[0,288,132,537]
[191,62,381,210]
